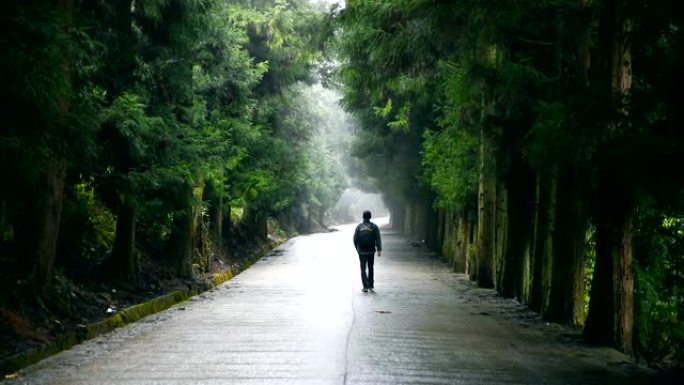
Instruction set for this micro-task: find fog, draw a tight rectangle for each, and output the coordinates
[328,188,389,225]
[309,0,345,11]
[299,80,388,227]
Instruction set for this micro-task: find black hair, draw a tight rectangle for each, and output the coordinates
[362,210,371,220]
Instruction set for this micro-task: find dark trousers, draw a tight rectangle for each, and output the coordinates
[358,252,375,288]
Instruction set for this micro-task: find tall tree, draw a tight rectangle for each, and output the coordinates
[585,0,636,353]
[0,0,100,293]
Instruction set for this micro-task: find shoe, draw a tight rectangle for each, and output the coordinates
[362,288,369,293]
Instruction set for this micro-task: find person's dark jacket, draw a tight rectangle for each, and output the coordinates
[353,220,382,254]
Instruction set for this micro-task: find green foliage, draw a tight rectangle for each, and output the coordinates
[422,127,478,211]
[421,61,481,213]
[335,0,684,364]
[527,102,583,169]
[233,82,346,231]
[634,210,684,364]
[0,0,345,290]
[0,1,102,182]
[335,0,449,209]
[59,180,116,265]
[231,207,245,224]
[584,224,596,318]
[101,92,164,164]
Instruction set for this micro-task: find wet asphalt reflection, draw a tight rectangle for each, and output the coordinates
[8,217,665,384]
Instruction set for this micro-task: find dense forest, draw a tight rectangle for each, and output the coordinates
[0,0,349,366]
[334,0,683,367]
[1,0,682,373]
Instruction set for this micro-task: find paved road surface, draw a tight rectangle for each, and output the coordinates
[5,219,667,384]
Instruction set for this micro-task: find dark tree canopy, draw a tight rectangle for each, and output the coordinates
[333,0,684,366]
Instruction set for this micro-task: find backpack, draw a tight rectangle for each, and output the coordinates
[357,223,376,250]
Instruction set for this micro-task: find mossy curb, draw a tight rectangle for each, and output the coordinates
[0,290,191,376]
[0,239,285,376]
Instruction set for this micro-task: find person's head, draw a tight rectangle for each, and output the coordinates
[362,210,372,220]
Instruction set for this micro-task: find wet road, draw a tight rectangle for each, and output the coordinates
[6,219,665,384]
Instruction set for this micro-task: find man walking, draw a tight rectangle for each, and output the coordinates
[353,210,382,292]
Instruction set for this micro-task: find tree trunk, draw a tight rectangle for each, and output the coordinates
[389,202,405,231]
[443,210,455,267]
[585,190,634,353]
[477,125,496,288]
[403,203,413,234]
[585,167,634,351]
[519,221,533,304]
[455,209,470,273]
[168,186,194,278]
[613,216,634,353]
[318,206,325,228]
[500,193,516,297]
[529,170,550,312]
[110,197,137,282]
[210,195,223,249]
[440,209,458,267]
[27,0,75,293]
[192,182,209,273]
[436,208,446,258]
[540,167,558,316]
[545,168,588,325]
[29,159,67,293]
[411,199,429,242]
[536,0,593,323]
[204,181,223,252]
[520,170,536,304]
[469,220,477,280]
[500,160,534,299]
[246,207,268,241]
[584,219,612,346]
[494,182,507,291]
[584,0,634,354]
[425,203,439,250]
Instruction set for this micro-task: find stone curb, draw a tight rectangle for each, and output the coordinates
[0,239,285,376]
